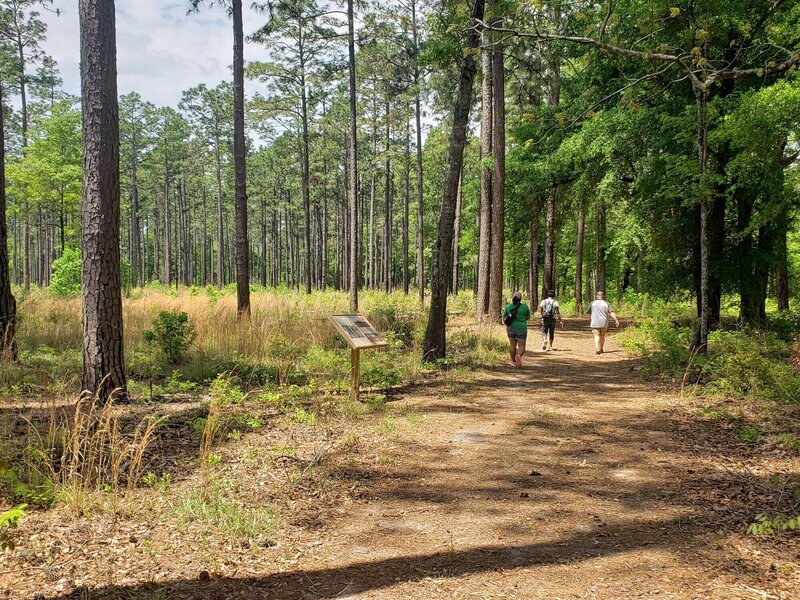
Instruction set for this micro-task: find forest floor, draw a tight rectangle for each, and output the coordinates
[3,320,800,599]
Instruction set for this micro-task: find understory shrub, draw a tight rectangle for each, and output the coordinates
[144,311,197,364]
[620,318,800,405]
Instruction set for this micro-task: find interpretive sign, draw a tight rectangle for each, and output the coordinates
[329,314,388,349]
[328,314,388,402]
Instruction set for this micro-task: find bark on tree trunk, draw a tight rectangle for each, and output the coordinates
[691,90,710,352]
[403,111,410,294]
[476,23,492,322]
[575,197,585,314]
[0,80,17,360]
[542,183,556,297]
[233,0,251,315]
[488,28,505,317]
[412,0,424,304]
[776,211,790,312]
[79,0,127,400]
[528,199,541,307]
[594,197,606,296]
[347,0,359,311]
[452,173,462,294]
[384,97,392,294]
[422,0,485,362]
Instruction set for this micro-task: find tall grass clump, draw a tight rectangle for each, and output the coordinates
[25,388,167,512]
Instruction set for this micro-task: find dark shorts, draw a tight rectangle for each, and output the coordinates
[541,317,556,338]
[507,327,527,340]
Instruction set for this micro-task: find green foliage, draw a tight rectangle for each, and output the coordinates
[143,311,197,364]
[0,504,27,551]
[49,248,82,298]
[747,513,800,536]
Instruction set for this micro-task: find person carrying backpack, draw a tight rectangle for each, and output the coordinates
[539,290,563,352]
[587,291,620,354]
[502,291,531,368]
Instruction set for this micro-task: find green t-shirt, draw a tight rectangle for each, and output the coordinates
[503,302,531,332]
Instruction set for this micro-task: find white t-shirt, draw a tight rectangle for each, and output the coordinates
[588,300,614,328]
[540,298,559,318]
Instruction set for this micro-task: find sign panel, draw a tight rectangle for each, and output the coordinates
[329,314,388,349]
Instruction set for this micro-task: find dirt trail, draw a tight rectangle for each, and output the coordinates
[40,324,800,599]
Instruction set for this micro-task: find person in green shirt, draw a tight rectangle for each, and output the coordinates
[502,290,531,368]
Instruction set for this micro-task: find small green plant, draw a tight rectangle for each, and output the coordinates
[141,472,171,492]
[777,433,800,452]
[747,513,800,535]
[736,424,764,444]
[0,504,27,550]
[293,407,316,426]
[143,311,197,364]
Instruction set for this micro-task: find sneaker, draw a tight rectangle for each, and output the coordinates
[595,349,601,355]
[542,341,547,351]
[515,354,523,368]
[547,345,553,352]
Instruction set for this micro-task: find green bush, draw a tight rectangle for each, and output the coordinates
[144,311,197,364]
[50,248,82,297]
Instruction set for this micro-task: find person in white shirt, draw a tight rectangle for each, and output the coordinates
[539,290,563,352]
[586,291,619,355]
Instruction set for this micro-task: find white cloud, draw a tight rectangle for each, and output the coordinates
[41,0,268,107]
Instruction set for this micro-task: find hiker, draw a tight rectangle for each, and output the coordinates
[502,291,531,368]
[587,291,620,355]
[539,289,564,351]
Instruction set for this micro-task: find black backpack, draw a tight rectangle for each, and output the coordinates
[504,303,520,326]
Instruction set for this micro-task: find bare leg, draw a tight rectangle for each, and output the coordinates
[509,338,517,363]
[518,338,527,358]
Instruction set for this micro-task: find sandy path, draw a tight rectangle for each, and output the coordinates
[44,324,799,599]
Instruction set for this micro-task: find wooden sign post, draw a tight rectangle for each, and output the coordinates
[329,314,388,402]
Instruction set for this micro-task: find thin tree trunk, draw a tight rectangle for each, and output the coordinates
[384,96,391,294]
[403,109,411,294]
[0,80,17,359]
[488,24,505,316]
[575,197,585,313]
[776,210,789,312]
[232,0,251,314]
[422,0,485,362]
[476,21,492,321]
[542,184,556,296]
[691,90,710,352]
[528,202,540,307]
[347,0,359,311]
[452,172,462,294]
[594,196,606,295]
[79,0,126,400]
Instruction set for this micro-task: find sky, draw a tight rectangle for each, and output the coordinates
[41,1,267,107]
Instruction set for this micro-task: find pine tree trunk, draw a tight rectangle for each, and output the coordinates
[691,90,710,352]
[0,80,17,360]
[594,196,606,295]
[451,173,462,294]
[776,210,789,312]
[232,0,251,313]
[476,22,492,321]
[528,202,540,307]
[347,0,359,311]
[488,26,505,317]
[422,0,485,362]
[411,0,424,304]
[403,112,411,294]
[542,184,556,296]
[79,0,126,400]
[384,97,392,294]
[215,128,224,287]
[575,197,585,314]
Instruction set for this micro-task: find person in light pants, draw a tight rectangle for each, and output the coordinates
[587,291,619,354]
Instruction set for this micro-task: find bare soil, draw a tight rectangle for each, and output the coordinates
[2,323,799,599]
